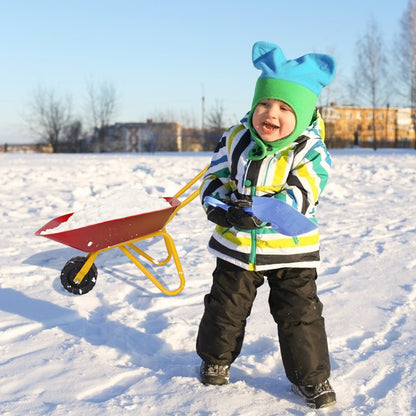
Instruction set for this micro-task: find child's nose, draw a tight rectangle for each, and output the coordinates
[269,104,281,118]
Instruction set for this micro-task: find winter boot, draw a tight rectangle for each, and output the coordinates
[292,380,336,409]
[200,361,230,385]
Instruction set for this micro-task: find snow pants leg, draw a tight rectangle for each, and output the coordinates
[196,260,330,386]
[196,258,264,365]
[266,267,330,386]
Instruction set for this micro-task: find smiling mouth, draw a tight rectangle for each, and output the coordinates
[261,121,279,134]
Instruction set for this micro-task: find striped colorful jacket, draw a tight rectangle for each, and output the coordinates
[200,111,332,271]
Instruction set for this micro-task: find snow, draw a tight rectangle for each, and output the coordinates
[1,148,416,415]
[41,192,172,234]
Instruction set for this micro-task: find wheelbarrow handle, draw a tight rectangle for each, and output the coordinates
[166,165,210,225]
[172,165,209,201]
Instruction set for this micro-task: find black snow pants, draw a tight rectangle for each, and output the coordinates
[196,258,330,386]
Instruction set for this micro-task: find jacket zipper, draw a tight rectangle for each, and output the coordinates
[248,176,257,269]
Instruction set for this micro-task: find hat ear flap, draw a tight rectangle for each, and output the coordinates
[252,41,286,74]
[307,53,337,88]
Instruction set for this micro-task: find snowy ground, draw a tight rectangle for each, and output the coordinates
[1,148,416,416]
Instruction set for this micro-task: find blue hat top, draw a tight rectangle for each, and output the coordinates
[252,41,336,97]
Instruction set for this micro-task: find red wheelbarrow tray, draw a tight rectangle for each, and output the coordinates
[35,197,181,252]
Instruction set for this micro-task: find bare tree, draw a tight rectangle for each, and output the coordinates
[86,80,118,151]
[204,99,227,150]
[206,99,227,131]
[147,110,176,123]
[394,0,416,147]
[27,86,72,153]
[61,120,83,152]
[351,17,388,150]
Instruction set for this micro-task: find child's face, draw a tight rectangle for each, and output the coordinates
[252,99,296,142]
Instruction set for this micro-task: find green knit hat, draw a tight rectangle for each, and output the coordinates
[248,41,336,160]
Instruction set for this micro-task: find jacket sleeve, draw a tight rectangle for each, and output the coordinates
[199,131,234,211]
[275,115,332,215]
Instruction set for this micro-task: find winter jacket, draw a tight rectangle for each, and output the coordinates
[200,111,332,271]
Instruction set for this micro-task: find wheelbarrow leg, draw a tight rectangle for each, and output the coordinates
[118,229,185,296]
[72,251,100,284]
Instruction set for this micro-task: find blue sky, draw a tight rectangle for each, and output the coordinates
[0,0,409,143]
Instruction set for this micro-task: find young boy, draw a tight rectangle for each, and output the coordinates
[196,41,337,409]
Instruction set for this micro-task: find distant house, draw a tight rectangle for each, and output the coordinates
[0,142,53,153]
[87,120,182,152]
[320,104,416,148]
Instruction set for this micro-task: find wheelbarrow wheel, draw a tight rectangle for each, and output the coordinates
[60,256,98,295]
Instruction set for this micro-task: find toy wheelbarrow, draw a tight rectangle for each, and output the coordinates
[35,166,208,297]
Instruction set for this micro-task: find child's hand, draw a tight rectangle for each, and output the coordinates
[226,200,264,229]
[206,206,232,227]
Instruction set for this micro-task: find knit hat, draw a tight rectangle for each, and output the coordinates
[248,41,336,160]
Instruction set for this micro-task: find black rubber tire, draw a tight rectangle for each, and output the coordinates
[60,256,98,295]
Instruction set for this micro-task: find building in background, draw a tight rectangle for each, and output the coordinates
[320,104,416,149]
[3,106,416,152]
[86,120,182,153]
